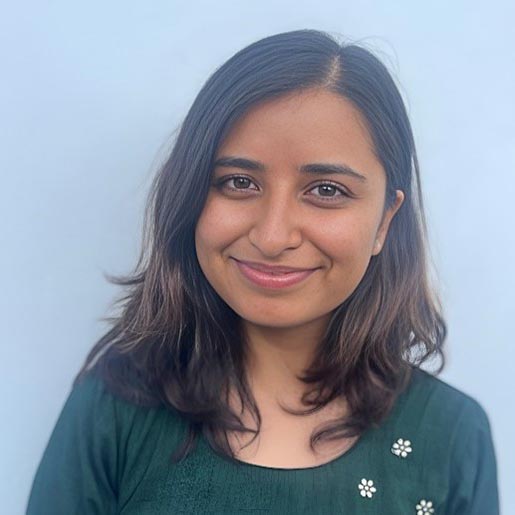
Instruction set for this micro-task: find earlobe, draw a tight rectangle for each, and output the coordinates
[390,189,405,214]
[373,190,405,256]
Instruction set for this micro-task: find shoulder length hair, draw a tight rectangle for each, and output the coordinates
[76,29,446,464]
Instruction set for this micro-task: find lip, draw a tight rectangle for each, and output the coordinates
[231,258,319,290]
[233,259,317,273]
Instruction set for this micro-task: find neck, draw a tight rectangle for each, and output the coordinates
[242,314,332,405]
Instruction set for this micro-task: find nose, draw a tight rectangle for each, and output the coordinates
[247,189,303,256]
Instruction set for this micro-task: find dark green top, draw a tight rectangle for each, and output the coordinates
[26,367,499,514]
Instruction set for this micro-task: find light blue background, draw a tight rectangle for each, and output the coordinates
[1,1,513,513]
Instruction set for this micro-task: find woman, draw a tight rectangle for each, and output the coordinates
[27,29,499,514]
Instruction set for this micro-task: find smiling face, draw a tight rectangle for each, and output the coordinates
[194,87,404,333]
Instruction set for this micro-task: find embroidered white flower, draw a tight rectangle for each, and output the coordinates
[391,437,412,458]
[415,499,435,514]
[358,478,377,498]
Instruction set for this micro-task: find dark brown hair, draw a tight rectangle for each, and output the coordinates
[75,29,446,464]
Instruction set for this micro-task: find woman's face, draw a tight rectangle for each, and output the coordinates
[195,88,404,331]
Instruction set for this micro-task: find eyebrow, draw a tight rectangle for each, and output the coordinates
[213,156,368,183]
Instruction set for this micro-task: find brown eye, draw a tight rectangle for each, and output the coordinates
[313,184,340,197]
[231,177,253,189]
[306,182,350,202]
[213,175,351,205]
[214,175,259,192]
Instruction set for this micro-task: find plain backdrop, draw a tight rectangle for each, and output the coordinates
[1,1,513,513]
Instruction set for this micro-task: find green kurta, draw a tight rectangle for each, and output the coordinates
[26,366,499,514]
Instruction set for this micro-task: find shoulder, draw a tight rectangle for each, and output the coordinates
[389,366,497,483]
[384,365,496,473]
[70,369,187,434]
[55,368,191,471]
[378,366,499,512]
[404,366,492,434]
[28,371,191,513]
[68,370,190,500]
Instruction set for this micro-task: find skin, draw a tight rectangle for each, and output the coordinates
[194,87,404,416]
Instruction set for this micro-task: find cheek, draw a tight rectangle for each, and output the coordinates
[194,198,239,267]
[313,223,375,304]
[315,216,376,265]
[194,205,215,271]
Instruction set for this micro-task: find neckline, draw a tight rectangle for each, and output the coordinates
[228,425,373,472]
[206,427,373,473]
[203,367,418,472]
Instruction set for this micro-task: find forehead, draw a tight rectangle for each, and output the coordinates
[216,88,383,180]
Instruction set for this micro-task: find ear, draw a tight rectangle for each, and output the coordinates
[372,190,405,256]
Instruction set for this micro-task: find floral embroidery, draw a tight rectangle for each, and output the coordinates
[358,478,377,498]
[415,499,435,514]
[391,437,412,458]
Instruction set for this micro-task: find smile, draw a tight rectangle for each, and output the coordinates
[231,258,318,290]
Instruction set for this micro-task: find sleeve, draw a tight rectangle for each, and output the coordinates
[446,398,500,515]
[26,373,119,515]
